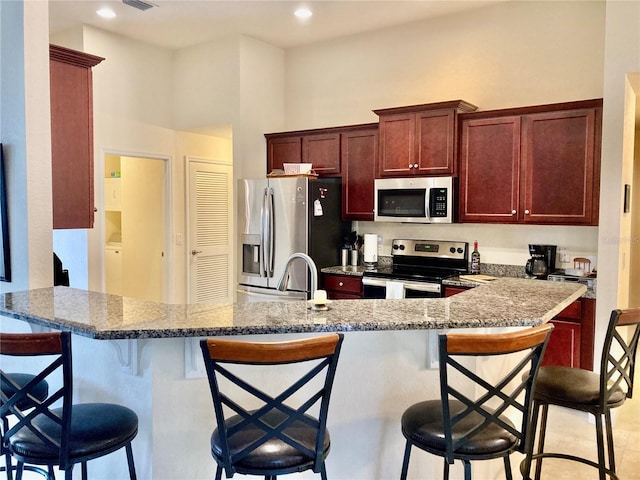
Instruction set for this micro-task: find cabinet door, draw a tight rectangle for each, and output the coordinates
[266,136,302,173]
[541,320,581,368]
[303,133,341,175]
[377,113,415,177]
[342,128,378,220]
[459,116,521,223]
[443,286,470,297]
[416,109,456,175]
[522,108,599,225]
[50,45,103,229]
[323,274,362,299]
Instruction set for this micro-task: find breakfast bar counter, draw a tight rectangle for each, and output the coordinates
[0,278,586,339]
[0,279,587,480]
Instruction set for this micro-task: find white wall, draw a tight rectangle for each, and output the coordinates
[597,0,640,355]
[0,0,53,293]
[284,1,605,129]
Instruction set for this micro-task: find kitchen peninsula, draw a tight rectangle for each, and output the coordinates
[0,278,586,480]
[1,278,585,338]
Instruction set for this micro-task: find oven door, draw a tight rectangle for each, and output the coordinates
[362,277,442,299]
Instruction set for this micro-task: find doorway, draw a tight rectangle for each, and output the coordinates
[104,154,168,303]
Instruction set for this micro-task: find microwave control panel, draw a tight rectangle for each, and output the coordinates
[429,188,448,217]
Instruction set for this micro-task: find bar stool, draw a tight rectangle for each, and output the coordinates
[200,333,344,480]
[1,373,49,479]
[522,307,640,480]
[400,324,554,480]
[0,331,139,480]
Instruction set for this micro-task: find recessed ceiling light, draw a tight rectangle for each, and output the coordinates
[97,8,116,19]
[294,8,312,19]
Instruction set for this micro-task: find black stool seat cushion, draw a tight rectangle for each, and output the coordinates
[211,409,330,471]
[1,373,49,411]
[534,367,626,406]
[10,403,138,462]
[402,400,517,456]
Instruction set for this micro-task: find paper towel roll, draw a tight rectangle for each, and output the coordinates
[364,234,378,263]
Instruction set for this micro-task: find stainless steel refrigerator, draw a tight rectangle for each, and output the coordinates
[238,176,349,299]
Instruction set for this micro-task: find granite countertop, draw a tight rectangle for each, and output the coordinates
[0,279,586,340]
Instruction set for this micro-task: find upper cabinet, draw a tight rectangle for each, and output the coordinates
[265,124,378,221]
[266,130,341,176]
[341,125,378,221]
[458,99,602,226]
[374,100,477,178]
[50,44,104,229]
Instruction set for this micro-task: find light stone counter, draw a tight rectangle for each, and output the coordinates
[0,278,586,339]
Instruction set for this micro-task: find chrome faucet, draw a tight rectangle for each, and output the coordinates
[276,253,318,299]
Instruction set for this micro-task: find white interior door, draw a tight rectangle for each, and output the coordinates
[187,158,233,304]
[121,156,166,302]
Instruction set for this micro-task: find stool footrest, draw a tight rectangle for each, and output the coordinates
[1,464,51,479]
[520,453,620,480]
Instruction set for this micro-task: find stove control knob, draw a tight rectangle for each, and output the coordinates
[392,244,399,250]
[457,248,464,254]
[450,247,456,254]
[399,244,405,250]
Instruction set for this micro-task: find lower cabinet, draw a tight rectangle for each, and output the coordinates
[543,298,595,370]
[444,286,470,297]
[322,274,362,299]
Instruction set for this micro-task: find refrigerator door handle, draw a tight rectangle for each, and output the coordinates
[262,187,275,277]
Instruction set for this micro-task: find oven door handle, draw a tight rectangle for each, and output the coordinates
[401,280,441,294]
[361,277,389,288]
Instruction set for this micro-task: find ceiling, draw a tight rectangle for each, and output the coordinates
[48,0,504,51]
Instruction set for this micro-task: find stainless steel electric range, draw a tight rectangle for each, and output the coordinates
[362,239,469,299]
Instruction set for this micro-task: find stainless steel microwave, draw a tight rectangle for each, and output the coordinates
[374,176,454,223]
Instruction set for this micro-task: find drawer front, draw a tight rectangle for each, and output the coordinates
[323,275,362,295]
[555,300,582,321]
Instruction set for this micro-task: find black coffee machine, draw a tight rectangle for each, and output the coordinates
[525,244,557,279]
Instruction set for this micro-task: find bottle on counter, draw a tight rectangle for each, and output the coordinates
[470,240,481,274]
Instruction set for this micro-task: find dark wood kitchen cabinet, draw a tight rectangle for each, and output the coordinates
[50,44,104,229]
[322,273,362,299]
[459,99,602,226]
[374,100,477,178]
[341,125,378,221]
[266,130,341,176]
[542,298,595,370]
[266,123,379,221]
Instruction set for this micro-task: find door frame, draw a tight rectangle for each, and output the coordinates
[99,149,172,303]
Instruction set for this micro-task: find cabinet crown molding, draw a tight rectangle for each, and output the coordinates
[50,44,105,68]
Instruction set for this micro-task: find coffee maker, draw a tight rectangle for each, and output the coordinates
[525,244,557,279]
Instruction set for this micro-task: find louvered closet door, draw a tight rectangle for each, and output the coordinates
[188,159,233,304]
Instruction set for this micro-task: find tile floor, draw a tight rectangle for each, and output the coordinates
[514,368,640,480]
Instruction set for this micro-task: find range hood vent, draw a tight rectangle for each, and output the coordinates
[122,0,156,11]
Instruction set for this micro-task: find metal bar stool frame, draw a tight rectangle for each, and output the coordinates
[0,331,138,480]
[200,333,344,480]
[400,324,554,480]
[1,373,50,480]
[522,307,640,480]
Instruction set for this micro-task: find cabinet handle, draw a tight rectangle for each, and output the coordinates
[408,163,413,169]
[413,163,418,168]
[191,250,202,256]
[339,281,344,287]
[511,210,517,215]
[525,209,530,214]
